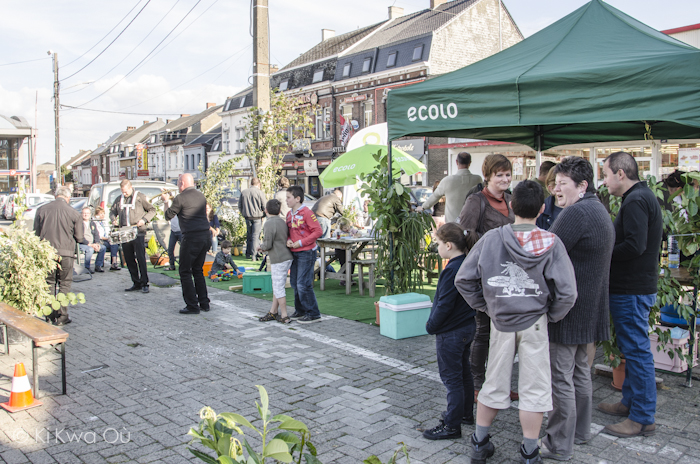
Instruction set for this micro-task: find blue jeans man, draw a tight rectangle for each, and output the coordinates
[79,243,106,271]
[245,218,262,260]
[289,249,320,320]
[608,294,657,426]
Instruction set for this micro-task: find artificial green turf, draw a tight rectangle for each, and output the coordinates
[148,255,438,324]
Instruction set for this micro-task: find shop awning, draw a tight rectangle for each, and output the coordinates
[386,0,700,150]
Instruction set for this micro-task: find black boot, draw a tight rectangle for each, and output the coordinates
[470,433,495,464]
[422,422,461,440]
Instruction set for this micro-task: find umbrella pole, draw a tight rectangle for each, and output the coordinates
[387,143,395,294]
[535,126,543,175]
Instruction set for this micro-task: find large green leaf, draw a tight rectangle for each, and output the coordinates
[303,453,323,464]
[273,431,300,445]
[189,448,218,464]
[217,434,232,456]
[263,438,293,462]
[278,419,308,432]
[256,385,269,419]
[221,413,255,431]
[243,440,261,464]
[363,457,383,464]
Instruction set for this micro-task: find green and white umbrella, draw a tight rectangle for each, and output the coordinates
[319,144,426,188]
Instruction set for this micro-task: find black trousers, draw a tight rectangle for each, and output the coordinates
[469,311,491,390]
[122,235,149,288]
[46,255,74,320]
[179,230,211,311]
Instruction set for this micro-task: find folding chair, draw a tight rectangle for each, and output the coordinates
[152,220,178,269]
[72,243,92,282]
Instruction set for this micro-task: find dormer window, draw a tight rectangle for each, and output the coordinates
[312,69,324,83]
[239,97,246,108]
[412,44,424,61]
[362,57,372,74]
[279,80,289,91]
[387,52,397,68]
[342,63,351,78]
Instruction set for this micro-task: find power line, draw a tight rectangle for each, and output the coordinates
[62,0,183,96]
[66,0,203,110]
[61,0,152,82]
[60,104,181,116]
[61,0,144,69]
[0,57,50,67]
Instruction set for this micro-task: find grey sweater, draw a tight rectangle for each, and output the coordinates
[456,224,577,333]
[422,169,482,222]
[259,216,293,264]
[548,193,615,344]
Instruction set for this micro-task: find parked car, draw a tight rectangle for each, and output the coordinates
[220,188,242,209]
[88,180,176,215]
[3,193,54,220]
[408,186,433,210]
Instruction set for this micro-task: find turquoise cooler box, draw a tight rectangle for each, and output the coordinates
[378,293,432,340]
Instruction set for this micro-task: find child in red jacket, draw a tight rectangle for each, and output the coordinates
[286,185,323,323]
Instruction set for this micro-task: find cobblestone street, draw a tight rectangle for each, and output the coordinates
[1,270,700,463]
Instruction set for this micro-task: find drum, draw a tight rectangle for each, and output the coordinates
[109,226,138,245]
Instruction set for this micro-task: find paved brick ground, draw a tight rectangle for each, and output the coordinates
[0,269,699,463]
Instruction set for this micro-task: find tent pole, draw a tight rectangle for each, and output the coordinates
[535,126,542,177]
[387,142,395,293]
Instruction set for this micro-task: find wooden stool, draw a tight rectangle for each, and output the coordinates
[352,259,377,297]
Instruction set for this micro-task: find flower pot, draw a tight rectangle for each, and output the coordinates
[150,255,168,266]
[233,247,240,256]
[611,358,626,391]
[374,301,380,326]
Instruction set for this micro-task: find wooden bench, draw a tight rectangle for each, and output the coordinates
[0,303,69,398]
[352,259,377,297]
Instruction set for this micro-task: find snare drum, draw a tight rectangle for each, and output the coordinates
[109,226,138,245]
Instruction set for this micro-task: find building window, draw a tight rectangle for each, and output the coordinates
[342,63,351,78]
[342,104,353,124]
[387,52,397,68]
[323,107,331,140]
[362,58,372,73]
[236,127,246,153]
[197,154,201,170]
[412,44,424,61]
[363,101,373,128]
[315,110,324,140]
[279,80,289,91]
[239,97,246,108]
[312,69,324,83]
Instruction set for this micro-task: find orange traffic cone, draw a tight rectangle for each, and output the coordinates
[1,363,42,413]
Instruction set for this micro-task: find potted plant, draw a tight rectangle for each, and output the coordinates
[220,208,246,256]
[0,226,85,342]
[146,235,168,266]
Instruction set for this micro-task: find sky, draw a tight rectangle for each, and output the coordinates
[0,0,696,166]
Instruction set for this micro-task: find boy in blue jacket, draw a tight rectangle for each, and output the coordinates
[423,223,476,441]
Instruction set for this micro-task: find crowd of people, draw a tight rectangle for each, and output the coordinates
[33,150,667,463]
[419,151,663,464]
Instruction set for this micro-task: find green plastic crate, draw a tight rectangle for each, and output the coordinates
[379,293,432,340]
[242,271,273,294]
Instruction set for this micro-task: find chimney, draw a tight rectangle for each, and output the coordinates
[126,126,136,131]
[270,64,279,74]
[388,6,404,19]
[166,119,172,124]
[180,114,190,118]
[206,102,216,109]
[322,29,335,42]
[143,120,149,125]
[430,0,448,8]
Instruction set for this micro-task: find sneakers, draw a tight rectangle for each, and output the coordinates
[297,315,321,324]
[470,434,495,464]
[95,266,104,273]
[141,285,150,294]
[422,422,461,440]
[520,444,542,463]
[289,311,304,320]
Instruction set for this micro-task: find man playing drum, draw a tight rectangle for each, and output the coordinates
[110,179,156,293]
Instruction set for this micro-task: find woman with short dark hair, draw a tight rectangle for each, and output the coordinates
[541,157,615,460]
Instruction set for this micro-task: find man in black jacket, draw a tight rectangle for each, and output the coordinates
[110,179,156,293]
[598,151,662,438]
[34,186,84,325]
[162,174,211,314]
[239,178,266,260]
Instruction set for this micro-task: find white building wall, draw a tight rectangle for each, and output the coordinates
[669,29,700,48]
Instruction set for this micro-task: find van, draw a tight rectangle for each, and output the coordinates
[88,180,177,214]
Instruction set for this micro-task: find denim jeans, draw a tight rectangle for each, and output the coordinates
[436,322,476,428]
[317,216,331,239]
[290,249,320,318]
[80,243,105,269]
[168,231,182,265]
[609,293,657,425]
[245,218,262,259]
[103,239,119,265]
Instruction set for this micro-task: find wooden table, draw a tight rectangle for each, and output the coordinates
[668,267,697,387]
[317,237,375,295]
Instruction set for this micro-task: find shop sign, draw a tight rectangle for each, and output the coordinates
[391,138,424,157]
[297,168,305,176]
[318,160,331,167]
[333,146,346,153]
[286,170,297,177]
[344,95,367,103]
[135,144,148,170]
[137,170,149,177]
[283,161,294,168]
[679,147,700,170]
[303,160,319,176]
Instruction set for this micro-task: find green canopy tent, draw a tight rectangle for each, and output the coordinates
[386,0,700,157]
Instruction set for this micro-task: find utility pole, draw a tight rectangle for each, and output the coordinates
[252,0,270,113]
[52,52,61,187]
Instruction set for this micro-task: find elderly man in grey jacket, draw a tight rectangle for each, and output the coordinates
[417,152,482,223]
